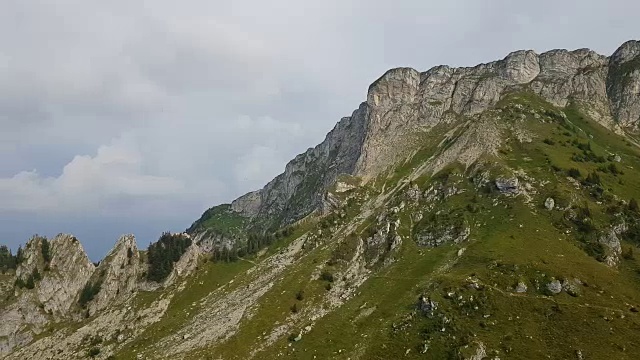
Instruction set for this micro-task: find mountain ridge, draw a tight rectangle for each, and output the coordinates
[1,39,640,359]
[195,40,639,239]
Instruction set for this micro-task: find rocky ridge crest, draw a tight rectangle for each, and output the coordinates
[203,40,640,243]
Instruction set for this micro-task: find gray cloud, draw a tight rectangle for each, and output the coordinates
[0,0,638,259]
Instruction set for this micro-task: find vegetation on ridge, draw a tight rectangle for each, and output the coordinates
[0,245,18,273]
[146,232,192,282]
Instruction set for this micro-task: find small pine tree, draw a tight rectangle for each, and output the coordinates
[79,281,102,307]
[41,238,51,264]
[320,271,335,283]
[568,168,581,178]
[32,268,41,281]
[25,275,35,289]
[146,232,192,282]
[15,246,24,265]
[0,246,17,271]
[585,171,601,186]
[88,347,100,357]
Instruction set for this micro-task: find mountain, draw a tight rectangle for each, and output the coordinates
[2,40,640,360]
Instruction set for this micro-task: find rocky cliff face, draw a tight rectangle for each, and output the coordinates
[607,40,640,130]
[87,234,140,315]
[228,103,369,228]
[220,40,640,237]
[12,234,94,317]
[0,231,202,356]
[14,236,45,281]
[0,234,94,354]
[37,234,94,316]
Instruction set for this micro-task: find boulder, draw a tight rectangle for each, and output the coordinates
[495,177,519,194]
[599,226,623,267]
[515,281,528,293]
[547,279,562,295]
[562,279,581,297]
[418,295,438,316]
[544,197,555,211]
[407,183,421,202]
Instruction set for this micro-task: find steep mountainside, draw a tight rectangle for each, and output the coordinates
[2,40,640,360]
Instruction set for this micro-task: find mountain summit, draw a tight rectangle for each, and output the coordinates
[2,40,640,359]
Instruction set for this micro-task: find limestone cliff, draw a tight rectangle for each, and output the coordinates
[87,234,140,315]
[0,234,94,354]
[607,40,640,130]
[231,103,369,226]
[36,234,94,316]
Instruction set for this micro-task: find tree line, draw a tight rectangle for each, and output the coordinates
[211,226,294,263]
[0,245,20,272]
[146,232,192,282]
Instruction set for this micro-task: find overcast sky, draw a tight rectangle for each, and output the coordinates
[1,0,638,259]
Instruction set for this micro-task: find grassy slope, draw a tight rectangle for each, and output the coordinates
[118,260,252,358]
[105,91,640,359]
[228,93,640,359]
[187,204,248,236]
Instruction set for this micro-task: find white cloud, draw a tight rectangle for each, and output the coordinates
[233,146,288,191]
[0,134,184,214]
[0,113,309,218]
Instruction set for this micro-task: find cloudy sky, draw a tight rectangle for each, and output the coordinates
[1,0,638,259]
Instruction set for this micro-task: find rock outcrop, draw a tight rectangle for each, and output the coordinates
[1,234,94,355]
[607,40,640,130]
[598,222,627,267]
[14,236,45,281]
[88,234,140,315]
[37,234,94,316]
[229,103,369,228]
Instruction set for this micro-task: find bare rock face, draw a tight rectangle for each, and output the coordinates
[15,236,45,281]
[598,223,627,267]
[231,190,262,217]
[1,234,94,355]
[88,234,140,315]
[0,296,47,355]
[195,231,235,253]
[37,234,94,316]
[223,103,369,230]
[367,67,421,109]
[562,279,581,297]
[607,40,640,130]
[502,50,541,83]
[416,225,470,248]
[357,68,422,177]
[532,49,609,103]
[162,238,201,287]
